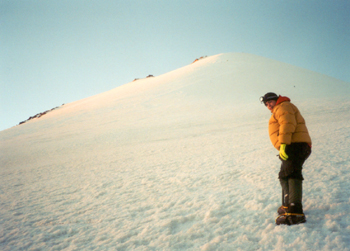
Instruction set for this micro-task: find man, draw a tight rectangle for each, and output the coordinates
[260,92,312,225]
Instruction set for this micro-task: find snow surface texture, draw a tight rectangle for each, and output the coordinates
[1,53,350,250]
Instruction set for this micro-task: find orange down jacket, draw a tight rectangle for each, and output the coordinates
[269,96,312,150]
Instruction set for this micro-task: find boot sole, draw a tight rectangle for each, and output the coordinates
[275,214,306,225]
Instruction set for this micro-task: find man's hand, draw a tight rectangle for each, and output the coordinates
[279,144,289,160]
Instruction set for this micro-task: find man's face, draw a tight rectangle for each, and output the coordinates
[265,100,276,111]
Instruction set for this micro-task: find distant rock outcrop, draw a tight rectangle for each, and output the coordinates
[133,75,155,81]
[19,105,63,125]
[192,56,207,64]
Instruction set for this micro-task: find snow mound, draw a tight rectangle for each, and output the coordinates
[1,53,349,250]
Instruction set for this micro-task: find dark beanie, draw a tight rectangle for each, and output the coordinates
[260,92,279,104]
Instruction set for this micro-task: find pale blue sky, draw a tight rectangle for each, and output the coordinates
[1,0,349,131]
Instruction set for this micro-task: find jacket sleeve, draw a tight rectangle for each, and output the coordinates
[275,103,296,145]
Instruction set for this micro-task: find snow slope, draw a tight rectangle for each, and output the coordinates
[1,53,349,250]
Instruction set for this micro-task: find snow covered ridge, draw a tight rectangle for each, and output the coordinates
[132,55,208,82]
[1,53,350,250]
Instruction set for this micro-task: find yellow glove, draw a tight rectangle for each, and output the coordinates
[279,144,289,160]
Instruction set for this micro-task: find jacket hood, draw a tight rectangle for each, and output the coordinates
[270,96,291,113]
[276,95,290,105]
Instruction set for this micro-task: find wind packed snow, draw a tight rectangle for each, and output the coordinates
[1,53,350,250]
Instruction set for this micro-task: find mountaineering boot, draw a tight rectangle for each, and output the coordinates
[277,205,288,215]
[276,203,306,225]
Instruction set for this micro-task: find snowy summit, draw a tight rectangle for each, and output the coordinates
[1,53,349,250]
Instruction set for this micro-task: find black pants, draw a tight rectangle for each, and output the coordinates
[278,143,311,209]
[279,143,311,180]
